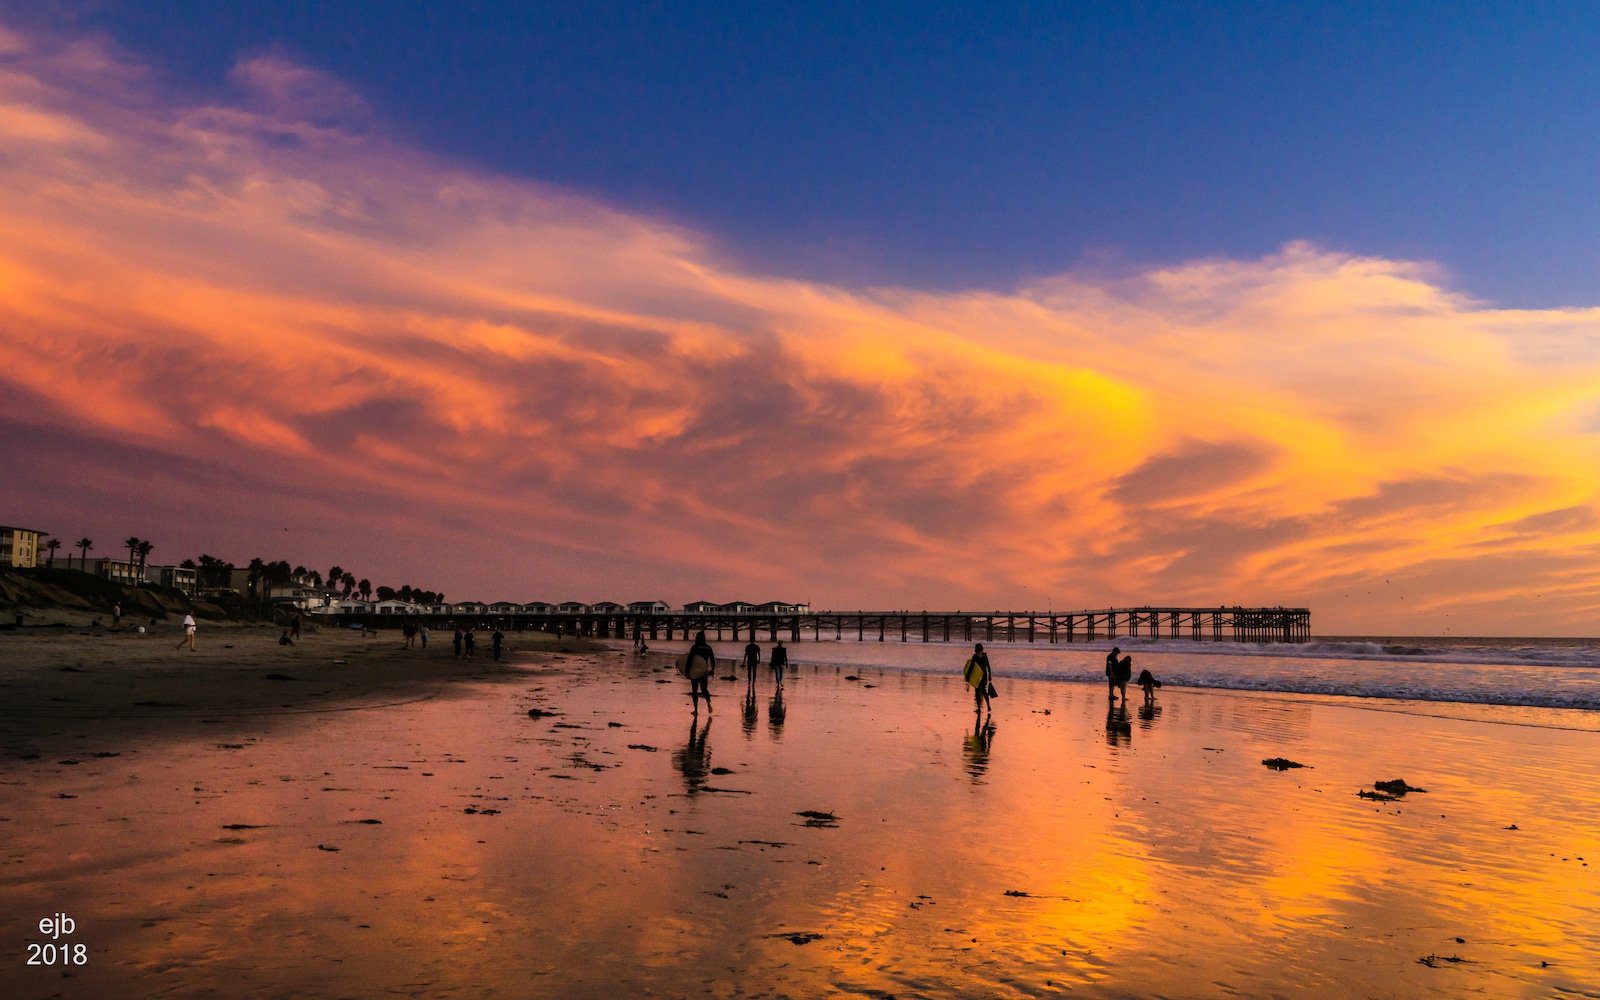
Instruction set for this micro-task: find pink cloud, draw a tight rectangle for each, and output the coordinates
[1,25,1598,632]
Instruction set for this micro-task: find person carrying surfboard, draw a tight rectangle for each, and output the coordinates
[683,631,716,714]
[964,642,994,715]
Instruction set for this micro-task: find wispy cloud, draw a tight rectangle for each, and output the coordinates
[1,25,1597,631]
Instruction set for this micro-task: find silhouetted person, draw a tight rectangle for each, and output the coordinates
[686,630,715,714]
[491,627,504,661]
[464,629,476,659]
[452,627,464,658]
[112,603,122,628]
[672,717,712,796]
[1137,668,1161,704]
[771,640,789,688]
[1105,646,1121,701]
[743,640,761,680]
[278,629,293,646]
[290,616,301,640]
[1113,654,1133,703]
[969,642,993,715]
[419,624,429,648]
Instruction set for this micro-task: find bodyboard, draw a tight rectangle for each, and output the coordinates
[963,657,986,690]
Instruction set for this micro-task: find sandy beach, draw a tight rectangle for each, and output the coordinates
[2,632,1598,997]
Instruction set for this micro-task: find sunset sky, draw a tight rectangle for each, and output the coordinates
[2,5,1598,634]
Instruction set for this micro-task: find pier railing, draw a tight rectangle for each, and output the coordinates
[330,607,1311,644]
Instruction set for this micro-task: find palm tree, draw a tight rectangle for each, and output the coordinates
[328,565,344,589]
[124,536,140,566]
[340,572,355,597]
[357,578,372,601]
[43,537,60,567]
[75,537,93,569]
[135,540,153,581]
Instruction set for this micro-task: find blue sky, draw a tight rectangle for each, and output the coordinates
[13,1,1598,306]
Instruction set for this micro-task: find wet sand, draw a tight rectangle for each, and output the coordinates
[3,645,1599,998]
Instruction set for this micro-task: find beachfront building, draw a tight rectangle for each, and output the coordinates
[143,564,198,595]
[374,599,421,615]
[557,601,591,614]
[0,525,44,568]
[488,601,521,614]
[628,600,671,614]
[682,600,719,614]
[80,557,142,586]
[522,601,555,614]
[757,600,809,614]
[452,601,488,615]
[592,601,625,614]
[716,600,757,614]
[320,598,372,614]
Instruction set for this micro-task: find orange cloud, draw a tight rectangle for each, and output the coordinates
[1,25,1597,632]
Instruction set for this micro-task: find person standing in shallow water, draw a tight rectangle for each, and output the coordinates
[686,630,716,714]
[970,642,992,715]
[743,639,761,681]
[1105,646,1121,701]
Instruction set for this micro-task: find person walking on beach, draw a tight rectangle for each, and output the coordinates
[1105,646,1121,702]
[176,613,197,651]
[290,616,301,641]
[491,627,504,662]
[112,603,122,628]
[419,624,429,649]
[686,630,716,715]
[969,642,993,715]
[452,626,464,659]
[464,629,476,659]
[743,640,761,681]
[771,639,789,689]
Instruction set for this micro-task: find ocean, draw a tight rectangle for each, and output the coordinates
[624,633,1600,728]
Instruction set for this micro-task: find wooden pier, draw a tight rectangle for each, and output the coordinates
[334,606,1311,644]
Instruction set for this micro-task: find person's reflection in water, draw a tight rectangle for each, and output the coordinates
[962,715,996,782]
[1105,704,1132,747]
[741,673,759,738]
[672,717,712,796]
[1137,700,1163,727]
[767,685,786,739]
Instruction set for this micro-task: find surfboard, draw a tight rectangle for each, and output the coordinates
[677,652,713,680]
[963,656,986,690]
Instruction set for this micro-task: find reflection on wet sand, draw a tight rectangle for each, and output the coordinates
[1105,703,1132,747]
[767,687,786,736]
[962,715,995,781]
[673,716,712,796]
[3,652,1599,998]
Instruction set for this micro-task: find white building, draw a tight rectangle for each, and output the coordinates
[628,600,671,614]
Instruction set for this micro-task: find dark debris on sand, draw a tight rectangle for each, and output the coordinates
[766,932,824,945]
[1261,758,1307,770]
[795,810,839,828]
[1359,778,1428,801]
[1416,954,1469,968]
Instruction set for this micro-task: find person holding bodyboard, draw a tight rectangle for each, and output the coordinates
[679,630,717,714]
[963,642,994,715]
